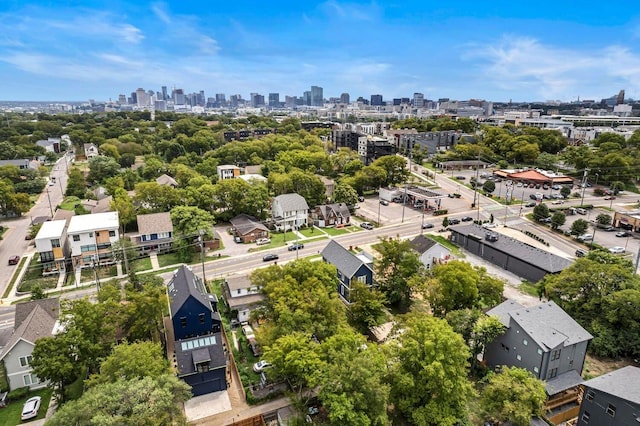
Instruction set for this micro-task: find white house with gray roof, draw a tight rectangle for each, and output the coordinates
[272,193,309,231]
[409,234,452,270]
[577,365,640,426]
[484,299,592,400]
[321,240,374,303]
[223,275,264,323]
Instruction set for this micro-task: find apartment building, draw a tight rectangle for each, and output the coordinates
[67,212,120,268]
[34,220,68,275]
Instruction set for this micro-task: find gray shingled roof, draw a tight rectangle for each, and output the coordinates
[486,299,525,327]
[581,366,640,405]
[156,174,178,187]
[137,212,173,235]
[409,234,438,254]
[167,265,210,317]
[225,275,252,293]
[545,370,584,395]
[273,193,309,212]
[451,224,572,273]
[488,299,593,351]
[0,299,60,361]
[174,332,226,376]
[229,214,268,235]
[316,203,350,220]
[321,240,372,279]
[14,298,60,329]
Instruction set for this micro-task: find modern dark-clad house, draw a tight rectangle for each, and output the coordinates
[320,240,374,303]
[167,265,227,396]
[449,225,571,283]
[485,299,593,424]
[577,366,640,426]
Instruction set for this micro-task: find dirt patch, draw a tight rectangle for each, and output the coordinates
[583,355,634,379]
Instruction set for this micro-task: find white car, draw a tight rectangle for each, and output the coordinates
[21,396,41,420]
[482,222,497,229]
[253,360,272,373]
[255,238,271,245]
[552,200,564,205]
[608,246,625,254]
[577,234,593,242]
[242,324,255,340]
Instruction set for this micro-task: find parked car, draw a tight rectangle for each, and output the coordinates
[602,226,616,232]
[575,208,587,215]
[255,238,271,245]
[577,233,594,242]
[358,196,365,202]
[262,253,279,262]
[529,194,538,200]
[616,230,632,237]
[379,199,389,206]
[234,236,243,243]
[552,200,564,205]
[575,248,587,257]
[253,360,272,373]
[288,242,304,251]
[461,216,473,222]
[242,324,255,339]
[604,196,616,200]
[422,223,434,229]
[525,202,536,207]
[392,196,404,203]
[8,255,19,266]
[482,222,497,228]
[21,396,41,421]
[448,218,461,225]
[609,246,625,254]
[360,222,374,230]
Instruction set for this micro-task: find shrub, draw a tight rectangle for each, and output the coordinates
[8,386,29,400]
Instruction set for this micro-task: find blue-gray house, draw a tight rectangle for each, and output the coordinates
[321,240,374,303]
[167,265,227,396]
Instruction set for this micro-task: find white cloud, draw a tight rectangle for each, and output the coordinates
[319,0,380,21]
[151,2,172,25]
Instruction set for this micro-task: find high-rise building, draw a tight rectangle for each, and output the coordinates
[136,88,149,106]
[216,93,226,107]
[370,94,383,106]
[250,93,265,107]
[340,93,350,104]
[173,89,185,105]
[268,93,280,107]
[285,96,297,108]
[413,93,424,108]
[393,98,401,106]
[118,94,127,104]
[162,86,168,101]
[303,91,312,106]
[311,86,323,106]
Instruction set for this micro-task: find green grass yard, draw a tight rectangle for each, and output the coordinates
[0,387,52,426]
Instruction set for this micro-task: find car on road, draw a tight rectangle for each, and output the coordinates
[609,246,625,254]
[253,360,272,373]
[8,255,20,266]
[461,216,473,222]
[287,242,304,251]
[358,196,365,202]
[379,199,389,206]
[616,230,632,237]
[48,180,55,186]
[422,223,434,229]
[482,222,497,228]
[262,253,279,262]
[552,200,564,205]
[604,196,616,200]
[602,226,616,232]
[448,218,461,225]
[360,222,374,230]
[255,238,271,245]
[21,396,41,421]
[525,202,536,207]
[455,176,466,180]
[577,233,594,242]
[575,248,588,257]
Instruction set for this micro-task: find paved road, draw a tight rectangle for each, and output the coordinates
[0,154,72,296]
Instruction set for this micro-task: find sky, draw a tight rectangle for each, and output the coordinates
[1,1,640,103]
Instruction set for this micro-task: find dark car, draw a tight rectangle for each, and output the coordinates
[263,253,279,262]
[8,255,20,266]
[379,199,389,206]
[422,223,434,229]
[529,194,538,200]
[602,226,616,232]
[287,242,304,251]
[455,176,466,180]
[358,196,365,202]
[461,216,473,222]
[616,230,632,237]
[448,218,461,225]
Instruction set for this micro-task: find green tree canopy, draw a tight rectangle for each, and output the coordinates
[375,237,423,312]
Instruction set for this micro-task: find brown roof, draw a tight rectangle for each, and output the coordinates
[137,212,173,235]
[229,214,268,236]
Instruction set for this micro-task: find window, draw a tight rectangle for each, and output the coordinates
[357,275,366,283]
[95,232,100,237]
[23,374,33,386]
[516,354,522,361]
[81,244,97,252]
[585,390,595,401]
[109,230,116,237]
[51,238,60,248]
[537,348,543,355]
[19,355,33,367]
[581,411,590,423]
[606,404,616,417]
[89,232,93,237]
[523,339,528,346]
[73,235,80,242]
[199,313,205,324]
[551,349,561,361]
[533,366,539,373]
[180,317,187,328]
[547,368,558,379]
[40,251,54,262]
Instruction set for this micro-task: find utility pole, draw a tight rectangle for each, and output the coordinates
[401,147,412,224]
[46,187,54,218]
[199,229,207,285]
[580,169,588,207]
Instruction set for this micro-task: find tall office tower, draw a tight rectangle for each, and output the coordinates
[303,91,312,106]
[413,92,424,107]
[135,88,148,106]
[616,90,625,105]
[215,93,226,107]
[370,94,383,106]
[250,93,264,107]
[118,94,127,104]
[162,86,168,101]
[268,93,280,107]
[199,91,205,106]
[357,96,369,105]
[285,96,297,108]
[393,98,401,106]
[230,95,240,107]
[401,97,410,104]
[311,86,323,106]
[340,93,350,104]
[173,89,185,105]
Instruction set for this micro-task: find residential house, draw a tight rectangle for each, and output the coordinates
[167,265,227,396]
[223,275,264,323]
[229,214,269,243]
[0,159,36,170]
[237,174,267,183]
[318,175,335,200]
[0,298,60,391]
[449,224,572,283]
[408,234,452,270]
[35,137,61,154]
[81,195,113,214]
[155,174,179,188]
[485,299,593,424]
[312,203,351,228]
[133,212,173,254]
[67,211,120,268]
[272,193,309,231]
[321,240,374,303]
[216,165,241,181]
[34,220,68,275]
[577,366,640,426]
[83,143,99,159]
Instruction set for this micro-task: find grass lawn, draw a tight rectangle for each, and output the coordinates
[321,225,360,236]
[17,255,58,292]
[156,252,197,268]
[518,280,541,298]
[0,387,52,426]
[59,196,81,211]
[3,257,28,298]
[129,257,152,273]
[80,265,118,281]
[427,234,465,258]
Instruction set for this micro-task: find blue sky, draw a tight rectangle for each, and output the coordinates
[1,1,640,102]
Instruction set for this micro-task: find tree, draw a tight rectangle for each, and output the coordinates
[375,237,423,312]
[65,167,86,198]
[46,375,191,426]
[31,333,82,402]
[470,315,505,371]
[371,155,409,187]
[425,260,480,317]
[170,206,214,239]
[442,216,449,228]
[482,179,496,195]
[560,185,571,199]
[550,211,566,230]
[348,280,386,330]
[110,189,136,232]
[595,213,612,226]
[264,332,323,393]
[30,285,45,300]
[570,218,589,236]
[481,367,546,426]
[532,203,550,222]
[389,314,473,426]
[87,156,120,183]
[332,181,359,206]
[123,276,167,344]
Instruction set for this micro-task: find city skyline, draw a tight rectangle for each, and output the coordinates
[1,1,640,102]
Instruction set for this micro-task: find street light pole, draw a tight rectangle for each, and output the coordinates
[46,187,54,218]
[199,229,206,285]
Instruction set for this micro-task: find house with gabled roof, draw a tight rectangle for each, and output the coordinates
[484,299,593,424]
[312,203,351,228]
[133,212,173,254]
[577,366,640,426]
[408,234,452,270]
[167,265,227,396]
[321,240,374,303]
[0,298,60,391]
[223,275,264,323]
[155,173,179,188]
[229,214,269,243]
[83,143,99,159]
[272,193,309,231]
